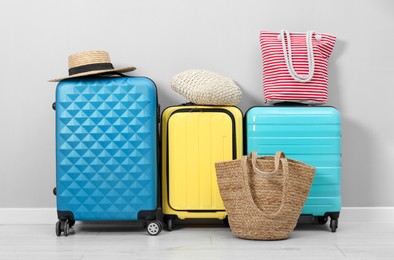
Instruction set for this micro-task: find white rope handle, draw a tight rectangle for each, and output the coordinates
[280,30,315,83]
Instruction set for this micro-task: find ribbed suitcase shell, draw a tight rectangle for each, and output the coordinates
[55,77,158,221]
[162,106,243,220]
[246,107,341,216]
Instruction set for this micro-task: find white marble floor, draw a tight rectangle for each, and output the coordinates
[0,219,393,260]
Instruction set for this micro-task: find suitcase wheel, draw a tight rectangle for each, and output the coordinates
[330,219,338,233]
[146,220,162,236]
[55,221,61,237]
[166,218,173,231]
[163,216,176,231]
[223,216,230,228]
[55,219,70,237]
[315,213,339,232]
[317,216,328,225]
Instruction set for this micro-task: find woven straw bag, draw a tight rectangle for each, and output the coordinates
[215,152,315,240]
[171,69,242,105]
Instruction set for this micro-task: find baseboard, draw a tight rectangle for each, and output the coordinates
[339,207,394,223]
[0,208,56,224]
[0,207,394,224]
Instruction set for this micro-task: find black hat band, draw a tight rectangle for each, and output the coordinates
[68,63,114,76]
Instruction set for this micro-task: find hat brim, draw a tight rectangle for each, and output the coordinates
[48,66,136,82]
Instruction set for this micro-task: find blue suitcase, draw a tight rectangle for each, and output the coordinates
[246,106,341,232]
[54,76,161,236]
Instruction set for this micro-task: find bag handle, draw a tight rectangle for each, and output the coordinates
[279,30,315,83]
[241,152,289,217]
[250,151,285,176]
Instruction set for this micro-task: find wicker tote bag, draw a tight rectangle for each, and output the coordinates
[260,30,336,105]
[215,152,315,240]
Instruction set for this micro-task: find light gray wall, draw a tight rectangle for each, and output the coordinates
[0,0,393,207]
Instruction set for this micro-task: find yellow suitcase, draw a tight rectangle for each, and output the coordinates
[161,105,243,230]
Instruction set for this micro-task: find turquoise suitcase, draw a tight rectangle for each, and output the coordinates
[246,106,341,232]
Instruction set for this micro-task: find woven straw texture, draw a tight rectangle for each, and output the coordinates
[68,50,111,68]
[171,70,242,105]
[49,50,136,82]
[215,152,315,240]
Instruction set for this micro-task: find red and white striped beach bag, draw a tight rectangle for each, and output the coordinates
[260,30,336,104]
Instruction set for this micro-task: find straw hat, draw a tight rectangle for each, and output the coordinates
[171,69,242,106]
[49,50,136,82]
